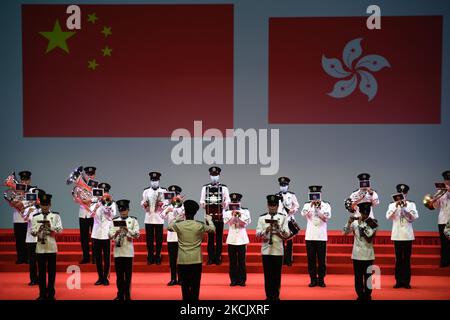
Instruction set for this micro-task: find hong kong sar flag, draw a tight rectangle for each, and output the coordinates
[22,5,233,137]
[269,16,442,124]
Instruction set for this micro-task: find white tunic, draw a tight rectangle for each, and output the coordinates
[349,189,380,218]
[386,201,418,241]
[109,216,140,258]
[141,187,167,224]
[433,192,450,225]
[90,202,117,240]
[256,212,290,256]
[13,208,26,223]
[343,219,377,261]
[277,191,299,218]
[301,202,331,241]
[223,208,251,245]
[23,206,38,243]
[160,205,185,242]
[31,211,63,254]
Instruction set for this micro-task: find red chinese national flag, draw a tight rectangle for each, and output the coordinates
[269,16,442,124]
[22,5,233,137]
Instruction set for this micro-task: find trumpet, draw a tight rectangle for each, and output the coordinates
[423,188,448,210]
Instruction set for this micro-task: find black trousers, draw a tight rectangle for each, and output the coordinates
[37,253,57,299]
[93,239,110,281]
[394,241,412,286]
[207,220,223,261]
[305,240,327,280]
[145,224,163,260]
[14,223,28,263]
[114,257,133,299]
[79,218,94,261]
[352,259,373,300]
[168,242,179,281]
[178,263,202,301]
[228,244,247,284]
[27,242,38,283]
[262,255,283,300]
[438,224,450,267]
[283,239,293,264]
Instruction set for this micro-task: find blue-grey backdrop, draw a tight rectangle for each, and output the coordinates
[0,0,449,230]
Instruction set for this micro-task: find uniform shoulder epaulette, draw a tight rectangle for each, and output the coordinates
[278,212,286,215]
[33,212,41,217]
[241,207,248,210]
[260,212,268,216]
[221,184,227,187]
[129,216,138,220]
[143,186,151,190]
[409,200,416,204]
[288,191,295,194]
[52,211,60,215]
[160,187,167,190]
[352,189,359,194]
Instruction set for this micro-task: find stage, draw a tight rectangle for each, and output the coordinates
[0,272,449,300]
[0,229,449,300]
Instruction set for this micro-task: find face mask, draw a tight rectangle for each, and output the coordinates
[151,181,159,189]
[210,175,220,183]
[280,186,288,193]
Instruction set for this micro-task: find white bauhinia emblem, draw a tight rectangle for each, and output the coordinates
[322,38,390,101]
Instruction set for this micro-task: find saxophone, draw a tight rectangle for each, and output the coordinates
[37,214,51,245]
[115,226,128,248]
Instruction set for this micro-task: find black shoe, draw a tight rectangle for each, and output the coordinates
[79,259,90,264]
[216,258,222,265]
[36,296,46,300]
[404,284,411,289]
[155,256,161,265]
[308,280,317,287]
[230,281,237,287]
[286,262,292,267]
[167,280,177,286]
[147,257,154,265]
[47,296,56,301]
[239,282,246,287]
[95,279,103,285]
[114,296,124,301]
[103,279,110,286]
[317,279,326,287]
[393,283,402,289]
[177,280,182,286]
[207,259,214,265]
[15,260,26,265]
[28,281,38,286]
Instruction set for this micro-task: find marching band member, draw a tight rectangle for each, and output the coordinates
[168,200,216,301]
[109,200,140,300]
[301,185,331,287]
[431,170,450,267]
[277,177,299,266]
[343,202,378,301]
[348,173,380,218]
[256,195,290,301]
[31,193,63,300]
[23,188,46,286]
[199,166,230,265]
[78,166,97,264]
[141,171,167,265]
[223,193,251,287]
[386,184,419,289]
[160,185,185,286]
[11,170,32,264]
[90,182,116,286]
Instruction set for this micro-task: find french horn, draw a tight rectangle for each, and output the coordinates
[66,166,94,213]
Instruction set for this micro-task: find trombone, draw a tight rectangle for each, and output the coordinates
[423,186,448,210]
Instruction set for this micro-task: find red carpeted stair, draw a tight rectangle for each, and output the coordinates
[0,229,449,276]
